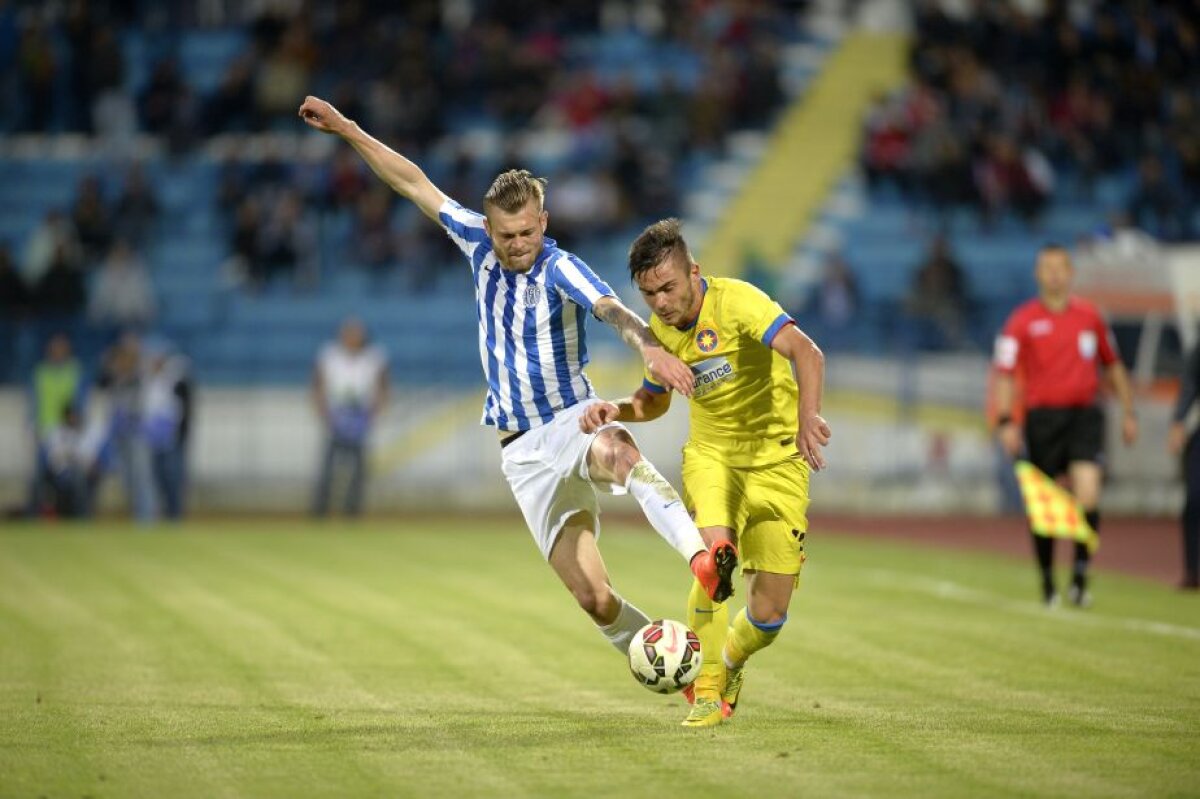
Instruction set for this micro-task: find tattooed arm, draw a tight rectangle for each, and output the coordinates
[593,296,693,397]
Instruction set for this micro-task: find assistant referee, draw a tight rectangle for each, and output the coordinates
[992,244,1138,607]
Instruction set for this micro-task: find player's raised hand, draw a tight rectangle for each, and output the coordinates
[298,95,350,135]
[579,401,620,433]
[797,413,831,471]
[644,346,694,397]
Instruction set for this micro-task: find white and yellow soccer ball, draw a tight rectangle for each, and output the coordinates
[627,619,702,694]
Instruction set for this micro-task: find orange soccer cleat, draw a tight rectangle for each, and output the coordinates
[690,540,738,603]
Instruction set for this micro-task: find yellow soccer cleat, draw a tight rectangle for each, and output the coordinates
[681,697,724,728]
[721,664,744,718]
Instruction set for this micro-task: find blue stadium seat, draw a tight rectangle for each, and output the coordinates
[179,30,250,93]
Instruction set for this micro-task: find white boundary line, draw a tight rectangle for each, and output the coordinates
[862,568,1200,642]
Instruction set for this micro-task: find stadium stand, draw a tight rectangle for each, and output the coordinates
[2,0,1195,384]
[792,0,1198,355]
[0,0,815,385]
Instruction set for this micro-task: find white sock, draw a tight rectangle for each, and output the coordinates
[597,593,652,654]
[625,460,706,562]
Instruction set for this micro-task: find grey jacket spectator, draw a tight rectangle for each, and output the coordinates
[87,240,157,328]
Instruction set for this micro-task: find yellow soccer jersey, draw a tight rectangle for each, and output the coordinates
[643,276,799,468]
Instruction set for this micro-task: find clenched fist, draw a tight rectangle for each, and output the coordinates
[298,96,351,135]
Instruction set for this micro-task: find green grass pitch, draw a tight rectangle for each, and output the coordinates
[1,519,1197,798]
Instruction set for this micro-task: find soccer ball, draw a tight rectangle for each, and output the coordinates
[627,619,702,694]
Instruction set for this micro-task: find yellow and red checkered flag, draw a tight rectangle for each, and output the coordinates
[1013,460,1098,553]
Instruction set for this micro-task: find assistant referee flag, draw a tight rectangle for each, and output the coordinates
[1013,460,1098,553]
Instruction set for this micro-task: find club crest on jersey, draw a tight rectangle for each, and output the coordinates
[524,284,542,308]
[695,328,719,353]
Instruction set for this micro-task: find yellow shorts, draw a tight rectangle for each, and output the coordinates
[681,450,810,580]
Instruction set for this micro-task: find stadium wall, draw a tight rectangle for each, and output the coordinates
[0,355,1178,515]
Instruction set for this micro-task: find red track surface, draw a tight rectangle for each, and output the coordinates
[813,513,1184,586]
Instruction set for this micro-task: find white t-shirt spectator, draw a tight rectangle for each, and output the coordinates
[316,343,387,443]
[88,246,157,327]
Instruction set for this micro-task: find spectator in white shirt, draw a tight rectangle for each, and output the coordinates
[312,318,389,518]
[88,239,157,330]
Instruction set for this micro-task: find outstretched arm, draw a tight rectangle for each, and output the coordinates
[592,296,693,397]
[579,387,672,433]
[299,95,448,222]
[771,324,831,471]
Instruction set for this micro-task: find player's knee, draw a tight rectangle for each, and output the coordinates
[746,606,788,635]
[751,609,787,627]
[612,446,643,483]
[595,429,642,481]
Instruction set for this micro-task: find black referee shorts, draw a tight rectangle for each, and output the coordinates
[1024,406,1105,478]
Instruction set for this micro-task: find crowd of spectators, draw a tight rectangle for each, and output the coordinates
[21,330,192,522]
[1,165,159,320]
[0,165,160,382]
[3,1,798,289]
[861,0,1199,239]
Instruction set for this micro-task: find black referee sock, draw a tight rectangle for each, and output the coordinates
[1073,510,1101,586]
[1031,530,1055,592]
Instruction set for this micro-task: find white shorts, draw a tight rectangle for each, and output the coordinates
[500,399,629,560]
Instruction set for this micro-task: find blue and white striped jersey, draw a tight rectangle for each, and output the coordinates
[438,199,616,431]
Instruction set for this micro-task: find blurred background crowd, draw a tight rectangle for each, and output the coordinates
[1,0,803,381]
[863,0,1198,238]
[0,0,1195,521]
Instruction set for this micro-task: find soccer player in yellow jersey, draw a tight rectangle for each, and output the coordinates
[581,219,831,727]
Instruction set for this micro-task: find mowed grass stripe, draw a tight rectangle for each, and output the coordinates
[514,526,1200,798]
[182,528,636,700]
[256,527,750,798]
[791,600,1189,798]
[0,533,243,796]
[0,522,1197,799]
[796,545,1199,798]
[182,528,726,797]
[92,530,532,798]
[4,531,441,798]
[127,528,688,797]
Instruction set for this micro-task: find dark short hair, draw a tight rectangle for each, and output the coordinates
[483,169,547,214]
[628,218,692,280]
[1038,242,1069,257]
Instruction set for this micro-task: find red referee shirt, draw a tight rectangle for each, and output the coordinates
[993,296,1120,409]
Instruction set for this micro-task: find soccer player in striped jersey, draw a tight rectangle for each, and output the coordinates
[298,96,736,661]
[581,219,831,727]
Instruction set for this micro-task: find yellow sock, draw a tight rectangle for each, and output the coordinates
[724,607,785,668]
[687,578,728,701]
